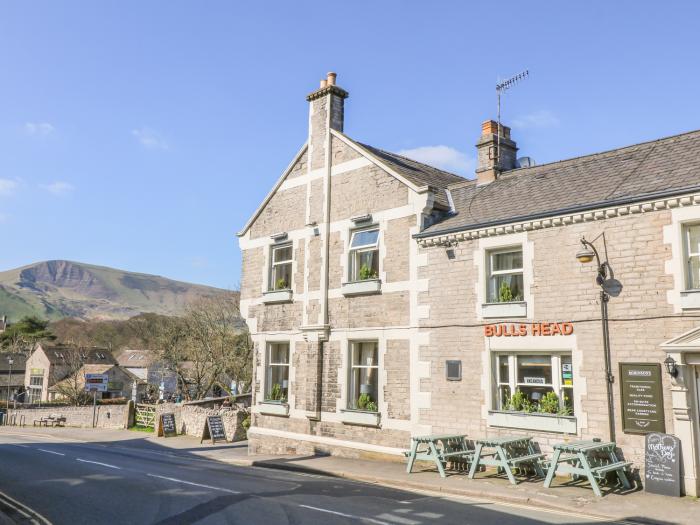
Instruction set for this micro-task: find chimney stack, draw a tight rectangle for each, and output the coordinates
[306,71,349,170]
[475,120,518,185]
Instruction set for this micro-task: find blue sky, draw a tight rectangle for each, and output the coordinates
[1,1,699,289]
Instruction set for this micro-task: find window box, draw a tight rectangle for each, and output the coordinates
[482,301,527,318]
[259,401,290,417]
[488,410,577,434]
[680,290,700,310]
[341,279,382,296]
[262,289,293,304]
[341,409,381,427]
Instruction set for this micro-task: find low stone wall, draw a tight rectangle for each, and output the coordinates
[152,402,247,442]
[9,404,129,430]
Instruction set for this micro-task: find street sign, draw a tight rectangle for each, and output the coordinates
[619,363,666,434]
[85,373,109,392]
[200,415,227,444]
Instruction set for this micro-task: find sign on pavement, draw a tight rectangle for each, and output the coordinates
[201,415,227,445]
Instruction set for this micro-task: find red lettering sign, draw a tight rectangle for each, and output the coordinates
[484,322,575,337]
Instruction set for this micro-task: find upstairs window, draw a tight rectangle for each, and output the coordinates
[487,248,523,303]
[684,224,700,290]
[349,228,379,281]
[269,244,292,291]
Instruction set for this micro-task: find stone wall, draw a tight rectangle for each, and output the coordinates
[10,404,129,430]
[154,402,247,442]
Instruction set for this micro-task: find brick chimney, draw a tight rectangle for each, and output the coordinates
[306,72,349,171]
[475,120,518,185]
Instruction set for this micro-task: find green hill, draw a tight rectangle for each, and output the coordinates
[0,260,233,322]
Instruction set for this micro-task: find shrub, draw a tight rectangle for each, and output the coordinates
[506,389,533,412]
[537,391,560,414]
[359,264,377,280]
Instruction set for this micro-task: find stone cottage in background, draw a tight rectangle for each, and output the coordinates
[238,72,700,496]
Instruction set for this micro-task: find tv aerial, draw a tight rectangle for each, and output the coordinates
[495,70,529,170]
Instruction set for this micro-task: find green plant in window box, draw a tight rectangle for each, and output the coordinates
[506,389,533,412]
[359,264,378,281]
[357,392,371,409]
[275,278,288,290]
[499,281,513,303]
[365,401,378,412]
[537,391,560,414]
[268,383,286,402]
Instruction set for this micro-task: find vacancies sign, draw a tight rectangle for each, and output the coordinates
[620,363,666,434]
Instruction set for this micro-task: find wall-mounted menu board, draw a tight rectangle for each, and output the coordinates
[619,363,666,434]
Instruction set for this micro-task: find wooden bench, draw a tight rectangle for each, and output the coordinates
[33,414,66,427]
[405,434,475,478]
[590,461,633,478]
[468,436,546,484]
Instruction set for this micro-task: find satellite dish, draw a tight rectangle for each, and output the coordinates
[517,156,536,168]
[602,278,623,297]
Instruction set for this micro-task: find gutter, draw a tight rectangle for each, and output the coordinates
[414,184,700,239]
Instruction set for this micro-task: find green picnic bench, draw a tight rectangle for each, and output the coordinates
[468,436,546,484]
[543,439,632,497]
[405,434,474,478]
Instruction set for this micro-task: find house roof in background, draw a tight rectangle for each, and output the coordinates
[0,353,27,371]
[418,129,700,237]
[114,348,155,368]
[36,344,118,366]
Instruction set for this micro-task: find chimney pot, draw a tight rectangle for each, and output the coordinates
[326,72,337,86]
[320,79,327,89]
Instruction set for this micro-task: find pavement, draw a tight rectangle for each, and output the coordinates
[0,426,697,525]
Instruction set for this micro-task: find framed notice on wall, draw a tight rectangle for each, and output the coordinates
[619,363,666,434]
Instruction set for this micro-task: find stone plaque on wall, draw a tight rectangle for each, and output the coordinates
[619,363,666,434]
[645,433,681,497]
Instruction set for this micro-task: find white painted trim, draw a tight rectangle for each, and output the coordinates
[340,409,381,427]
[330,129,426,194]
[257,402,290,417]
[488,411,577,434]
[481,302,527,318]
[262,290,293,304]
[341,279,381,296]
[237,142,308,236]
[248,425,406,456]
[664,204,700,313]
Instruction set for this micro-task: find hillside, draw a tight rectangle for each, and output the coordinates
[0,260,233,322]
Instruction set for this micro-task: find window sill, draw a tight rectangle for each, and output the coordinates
[259,402,290,417]
[262,289,293,304]
[340,409,381,427]
[680,290,700,310]
[488,410,577,434]
[341,279,382,297]
[482,301,527,318]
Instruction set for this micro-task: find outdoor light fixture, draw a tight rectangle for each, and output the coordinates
[664,355,678,378]
[576,232,621,442]
[576,244,596,264]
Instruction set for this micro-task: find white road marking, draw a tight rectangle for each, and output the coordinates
[14,444,30,448]
[38,449,65,456]
[298,504,391,525]
[147,474,241,494]
[76,458,121,469]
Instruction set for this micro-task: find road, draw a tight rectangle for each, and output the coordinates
[0,430,622,525]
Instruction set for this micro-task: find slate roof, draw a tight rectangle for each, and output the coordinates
[337,134,465,209]
[0,353,27,371]
[38,345,118,366]
[115,348,154,368]
[417,129,700,238]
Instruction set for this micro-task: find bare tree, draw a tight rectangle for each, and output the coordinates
[50,351,92,406]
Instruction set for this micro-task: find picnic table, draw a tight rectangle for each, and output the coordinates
[33,414,66,427]
[405,434,473,478]
[468,435,545,484]
[543,439,632,497]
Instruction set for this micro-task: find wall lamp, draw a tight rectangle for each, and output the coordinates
[664,355,679,378]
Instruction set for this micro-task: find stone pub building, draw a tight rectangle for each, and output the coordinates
[238,73,700,496]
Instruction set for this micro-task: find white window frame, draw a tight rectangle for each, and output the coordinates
[683,223,700,291]
[493,352,574,416]
[347,340,379,412]
[265,342,289,402]
[348,227,380,282]
[269,243,293,291]
[28,374,43,403]
[486,246,524,303]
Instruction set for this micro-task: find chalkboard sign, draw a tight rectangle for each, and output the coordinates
[158,412,177,438]
[619,363,666,434]
[645,433,681,497]
[201,415,227,444]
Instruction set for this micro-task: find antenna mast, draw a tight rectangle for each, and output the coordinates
[496,69,528,171]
